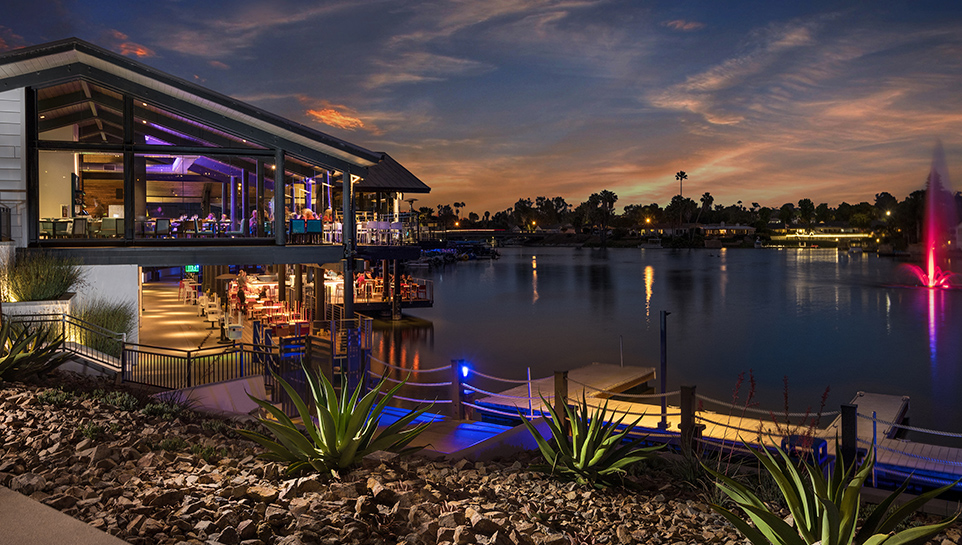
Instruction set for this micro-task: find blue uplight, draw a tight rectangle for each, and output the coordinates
[461,365,470,378]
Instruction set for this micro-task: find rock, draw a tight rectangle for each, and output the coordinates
[274,536,304,545]
[236,520,256,540]
[10,473,47,495]
[246,485,278,503]
[453,525,476,545]
[215,526,240,545]
[362,450,399,468]
[355,495,377,516]
[149,488,186,507]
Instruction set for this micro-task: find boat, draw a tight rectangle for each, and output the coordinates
[640,238,662,249]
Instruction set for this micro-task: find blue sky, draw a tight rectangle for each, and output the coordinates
[3,0,962,216]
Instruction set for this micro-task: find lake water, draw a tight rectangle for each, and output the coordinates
[373,246,962,439]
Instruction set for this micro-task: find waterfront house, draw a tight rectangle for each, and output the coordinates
[0,38,430,333]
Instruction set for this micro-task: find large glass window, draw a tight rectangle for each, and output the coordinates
[39,151,124,239]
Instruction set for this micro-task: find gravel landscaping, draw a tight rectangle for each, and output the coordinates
[1,370,960,545]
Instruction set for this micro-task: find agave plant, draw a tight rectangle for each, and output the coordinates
[705,441,958,545]
[238,364,433,475]
[520,393,661,488]
[0,320,70,381]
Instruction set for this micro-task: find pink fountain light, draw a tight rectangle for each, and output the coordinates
[904,141,959,289]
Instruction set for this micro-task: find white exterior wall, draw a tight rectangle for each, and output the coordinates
[74,264,140,343]
[0,88,26,247]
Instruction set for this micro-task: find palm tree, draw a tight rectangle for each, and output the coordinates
[675,171,687,197]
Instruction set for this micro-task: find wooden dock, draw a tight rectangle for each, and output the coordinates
[475,365,962,487]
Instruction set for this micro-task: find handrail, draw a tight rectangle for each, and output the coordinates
[463,401,538,420]
[369,355,450,374]
[464,383,551,400]
[567,377,680,400]
[366,369,452,387]
[465,367,536,384]
[857,412,962,439]
[696,393,840,418]
[696,413,787,438]
[857,437,962,467]
[372,390,452,404]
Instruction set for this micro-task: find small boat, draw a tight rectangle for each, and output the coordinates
[754,237,763,249]
[848,245,862,254]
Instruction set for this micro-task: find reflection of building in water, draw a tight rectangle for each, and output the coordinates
[372,316,435,371]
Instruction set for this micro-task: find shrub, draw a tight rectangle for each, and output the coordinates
[79,423,104,440]
[521,393,662,488]
[88,388,140,411]
[154,437,188,452]
[3,252,85,302]
[705,442,958,545]
[238,366,433,476]
[0,321,70,381]
[36,387,75,406]
[191,444,230,463]
[140,391,197,421]
[72,298,135,357]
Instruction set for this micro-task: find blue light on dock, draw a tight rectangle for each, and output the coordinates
[461,365,470,378]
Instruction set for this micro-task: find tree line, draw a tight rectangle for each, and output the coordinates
[419,185,962,247]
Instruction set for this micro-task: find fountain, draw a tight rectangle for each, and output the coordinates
[903,141,960,289]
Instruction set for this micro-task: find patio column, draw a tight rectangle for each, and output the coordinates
[274,149,285,245]
[278,264,287,302]
[255,160,265,237]
[229,176,238,227]
[314,266,325,322]
[342,167,355,319]
[392,259,401,321]
[381,259,389,301]
[294,264,303,306]
[240,169,248,234]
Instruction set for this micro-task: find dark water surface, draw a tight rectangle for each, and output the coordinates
[373,247,962,436]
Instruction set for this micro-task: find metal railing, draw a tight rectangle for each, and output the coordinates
[3,313,125,373]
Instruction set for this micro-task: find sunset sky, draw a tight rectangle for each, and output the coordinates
[3,0,962,216]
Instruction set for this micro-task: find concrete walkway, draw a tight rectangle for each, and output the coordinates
[140,281,224,350]
[0,487,127,545]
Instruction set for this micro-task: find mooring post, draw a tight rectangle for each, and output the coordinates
[554,371,569,437]
[840,403,858,465]
[449,360,464,420]
[680,385,703,457]
[659,310,670,430]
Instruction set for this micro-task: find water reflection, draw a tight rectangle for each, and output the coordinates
[644,265,654,327]
[532,255,539,304]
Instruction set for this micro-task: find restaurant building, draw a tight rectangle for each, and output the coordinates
[0,38,430,337]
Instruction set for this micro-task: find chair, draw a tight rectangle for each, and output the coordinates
[305,219,323,244]
[99,218,117,238]
[182,219,201,238]
[39,220,54,239]
[53,221,69,238]
[290,219,306,243]
[71,217,88,238]
[154,218,171,238]
[225,221,245,238]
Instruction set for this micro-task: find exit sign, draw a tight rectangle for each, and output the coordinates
[184,264,200,273]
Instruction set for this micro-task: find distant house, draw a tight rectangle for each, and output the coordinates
[699,223,756,237]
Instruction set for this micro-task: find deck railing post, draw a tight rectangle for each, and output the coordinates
[527,367,533,419]
[840,404,858,465]
[680,385,703,457]
[186,351,193,389]
[872,410,878,488]
[554,371,569,437]
[449,360,464,420]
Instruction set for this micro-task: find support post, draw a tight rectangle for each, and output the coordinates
[392,259,402,321]
[255,160,265,237]
[449,360,464,420]
[659,310,670,430]
[278,264,287,302]
[841,403,858,465]
[342,167,354,319]
[294,264,303,305]
[313,267,324,323]
[240,169,249,235]
[554,371,569,437]
[274,150,286,245]
[680,385,703,457]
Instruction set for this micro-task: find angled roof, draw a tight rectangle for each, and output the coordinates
[358,153,431,194]
[0,38,383,174]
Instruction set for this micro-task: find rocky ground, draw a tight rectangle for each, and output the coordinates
[1,371,960,545]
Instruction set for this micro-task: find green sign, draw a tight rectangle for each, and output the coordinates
[184,264,200,274]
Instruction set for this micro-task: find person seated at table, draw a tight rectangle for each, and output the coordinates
[301,208,316,220]
[356,272,368,289]
[221,213,229,222]
[205,213,216,221]
[323,208,333,222]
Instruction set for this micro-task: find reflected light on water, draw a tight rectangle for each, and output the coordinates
[532,256,539,304]
[644,265,654,327]
[928,288,937,366]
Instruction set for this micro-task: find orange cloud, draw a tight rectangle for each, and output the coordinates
[0,26,25,52]
[297,96,378,133]
[107,29,155,58]
[662,19,705,32]
[209,60,230,70]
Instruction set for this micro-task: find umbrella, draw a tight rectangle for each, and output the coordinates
[214,273,237,280]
